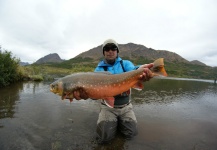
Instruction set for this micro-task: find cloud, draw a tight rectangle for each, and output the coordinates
[0,0,217,66]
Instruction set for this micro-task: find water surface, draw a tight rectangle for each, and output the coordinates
[0,78,217,150]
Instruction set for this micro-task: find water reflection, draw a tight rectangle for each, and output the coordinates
[0,82,23,119]
[131,78,216,105]
[21,81,44,94]
[0,79,217,149]
[0,81,47,129]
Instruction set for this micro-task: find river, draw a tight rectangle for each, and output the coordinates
[0,78,217,150]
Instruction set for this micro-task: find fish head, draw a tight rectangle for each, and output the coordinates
[50,80,74,101]
[50,81,63,96]
[151,58,168,77]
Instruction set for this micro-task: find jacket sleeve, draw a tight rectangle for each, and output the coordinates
[123,60,139,71]
[94,67,102,72]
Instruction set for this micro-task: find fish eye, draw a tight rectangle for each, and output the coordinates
[50,84,55,89]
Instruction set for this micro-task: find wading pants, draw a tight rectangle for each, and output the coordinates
[96,103,138,143]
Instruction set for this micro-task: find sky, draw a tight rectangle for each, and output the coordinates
[0,0,217,66]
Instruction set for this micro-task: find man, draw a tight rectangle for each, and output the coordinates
[73,39,153,143]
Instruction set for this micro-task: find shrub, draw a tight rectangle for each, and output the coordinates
[0,49,21,87]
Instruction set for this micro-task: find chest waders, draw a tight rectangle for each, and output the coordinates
[96,60,138,144]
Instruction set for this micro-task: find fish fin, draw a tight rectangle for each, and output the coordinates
[61,93,69,100]
[103,97,115,108]
[132,81,143,90]
[62,92,74,101]
[61,93,66,100]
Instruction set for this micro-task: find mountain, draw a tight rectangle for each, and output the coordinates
[19,62,30,66]
[35,53,63,64]
[34,43,206,66]
[75,43,205,65]
[190,60,207,66]
[32,43,216,79]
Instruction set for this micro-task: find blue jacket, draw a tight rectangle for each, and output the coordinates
[94,57,138,73]
[94,56,139,106]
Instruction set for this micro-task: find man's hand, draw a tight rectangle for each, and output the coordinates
[138,63,154,81]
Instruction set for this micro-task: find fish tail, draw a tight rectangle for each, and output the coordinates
[152,65,168,76]
[151,58,168,77]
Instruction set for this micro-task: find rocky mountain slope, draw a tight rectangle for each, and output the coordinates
[75,43,205,65]
[19,62,30,66]
[35,53,63,64]
[190,60,207,66]
[34,43,206,66]
[31,43,216,79]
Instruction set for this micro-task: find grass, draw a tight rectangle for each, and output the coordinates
[20,57,217,81]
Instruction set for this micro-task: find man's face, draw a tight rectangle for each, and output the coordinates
[103,44,118,63]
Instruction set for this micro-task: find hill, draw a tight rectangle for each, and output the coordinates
[31,43,217,80]
[35,53,63,64]
[75,43,204,65]
[190,60,207,66]
[34,43,206,66]
[19,62,30,66]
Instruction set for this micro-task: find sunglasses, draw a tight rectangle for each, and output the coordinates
[103,46,118,52]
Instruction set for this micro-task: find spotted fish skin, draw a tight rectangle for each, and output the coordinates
[50,58,167,107]
[51,68,144,99]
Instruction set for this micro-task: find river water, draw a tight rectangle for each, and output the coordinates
[0,78,217,150]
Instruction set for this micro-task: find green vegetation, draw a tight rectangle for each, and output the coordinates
[0,50,98,88]
[164,61,217,79]
[0,50,23,87]
[120,57,217,80]
[41,57,217,80]
[1,48,216,88]
[48,57,97,69]
[0,48,46,87]
[21,57,217,82]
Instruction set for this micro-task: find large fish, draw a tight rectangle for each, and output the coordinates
[50,58,167,108]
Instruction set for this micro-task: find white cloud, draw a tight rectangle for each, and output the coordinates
[0,0,217,66]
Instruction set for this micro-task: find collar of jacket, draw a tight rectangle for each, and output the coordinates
[98,56,122,67]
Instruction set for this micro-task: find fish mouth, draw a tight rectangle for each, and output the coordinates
[50,84,55,92]
[50,81,64,98]
[50,84,59,94]
[50,88,61,96]
[50,89,57,94]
